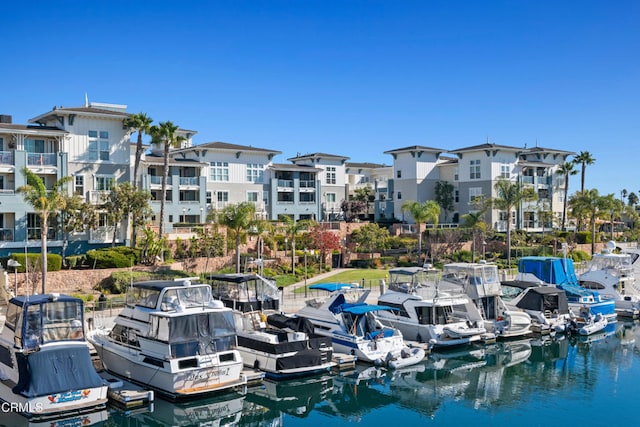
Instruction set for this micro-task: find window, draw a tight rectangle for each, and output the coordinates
[300,193,315,203]
[397,192,402,200]
[326,193,336,204]
[263,190,269,206]
[326,167,336,185]
[217,191,229,203]
[454,167,459,181]
[98,213,110,228]
[210,162,229,182]
[469,187,482,202]
[397,170,402,179]
[74,175,84,196]
[470,159,481,180]
[500,161,510,179]
[246,164,264,183]
[25,139,45,153]
[206,191,212,204]
[88,131,109,161]
[454,189,459,203]
[95,176,113,191]
[247,191,259,202]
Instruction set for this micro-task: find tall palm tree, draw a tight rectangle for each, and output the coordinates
[401,200,440,261]
[492,179,537,267]
[280,216,310,273]
[574,151,595,193]
[218,202,257,273]
[124,112,153,189]
[556,161,578,231]
[17,168,72,294]
[149,121,184,240]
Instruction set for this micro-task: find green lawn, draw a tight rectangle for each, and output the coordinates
[309,269,389,284]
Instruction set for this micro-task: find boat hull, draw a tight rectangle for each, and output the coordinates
[90,332,246,399]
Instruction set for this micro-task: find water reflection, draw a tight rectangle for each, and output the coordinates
[95,320,640,425]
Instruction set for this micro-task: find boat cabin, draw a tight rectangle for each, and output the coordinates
[3,294,85,351]
[208,273,280,312]
[112,280,238,360]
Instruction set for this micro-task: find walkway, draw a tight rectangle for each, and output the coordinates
[279,268,383,313]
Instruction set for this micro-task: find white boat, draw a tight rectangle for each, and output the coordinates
[501,282,572,334]
[294,283,425,367]
[0,294,108,419]
[570,308,608,336]
[579,242,640,318]
[510,256,617,325]
[87,278,247,399]
[376,267,490,349]
[438,263,533,339]
[208,273,336,379]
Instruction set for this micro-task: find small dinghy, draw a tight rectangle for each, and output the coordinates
[387,346,426,369]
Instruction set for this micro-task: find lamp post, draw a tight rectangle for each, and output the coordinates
[304,248,308,297]
[482,241,487,260]
[284,238,288,258]
[7,259,20,296]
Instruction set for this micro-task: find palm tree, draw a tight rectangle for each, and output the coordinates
[124,112,153,189]
[149,121,184,240]
[569,189,608,255]
[17,168,72,294]
[574,151,595,193]
[401,200,440,261]
[218,202,257,273]
[461,211,485,262]
[492,179,537,267]
[280,216,310,273]
[556,161,578,231]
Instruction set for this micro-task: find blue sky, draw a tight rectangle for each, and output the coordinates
[2,1,639,197]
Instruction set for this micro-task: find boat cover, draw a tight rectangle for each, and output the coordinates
[514,287,569,315]
[309,283,358,292]
[13,346,105,397]
[267,314,315,336]
[339,303,398,315]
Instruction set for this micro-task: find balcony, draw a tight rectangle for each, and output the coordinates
[299,180,315,188]
[277,179,294,188]
[88,190,109,204]
[150,176,171,186]
[27,153,57,166]
[0,151,14,165]
[179,177,199,186]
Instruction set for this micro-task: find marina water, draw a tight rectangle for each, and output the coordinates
[17,320,640,426]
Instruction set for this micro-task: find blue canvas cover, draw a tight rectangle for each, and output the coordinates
[13,346,105,397]
[309,283,359,293]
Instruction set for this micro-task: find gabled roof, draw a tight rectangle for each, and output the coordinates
[448,142,521,154]
[173,141,281,156]
[269,163,322,172]
[345,162,390,169]
[143,154,208,167]
[525,146,575,156]
[383,145,446,154]
[29,104,129,124]
[288,152,350,162]
[0,123,68,136]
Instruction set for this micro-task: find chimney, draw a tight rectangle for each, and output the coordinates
[0,115,12,124]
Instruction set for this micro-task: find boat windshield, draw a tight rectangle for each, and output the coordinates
[18,300,84,350]
[590,255,632,272]
[127,287,161,308]
[160,285,213,310]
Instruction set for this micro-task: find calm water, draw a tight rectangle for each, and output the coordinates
[16,321,640,427]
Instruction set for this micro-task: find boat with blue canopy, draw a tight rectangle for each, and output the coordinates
[292,283,425,367]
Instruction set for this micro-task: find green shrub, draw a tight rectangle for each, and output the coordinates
[9,253,62,272]
[66,255,86,269]
[574,232,592,244]
[86,249,134,269]
[570,250,591,262]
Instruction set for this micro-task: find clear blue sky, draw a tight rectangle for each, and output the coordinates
[2,1,639,198]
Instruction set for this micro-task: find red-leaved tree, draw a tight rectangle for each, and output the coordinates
[308,224,342,270]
